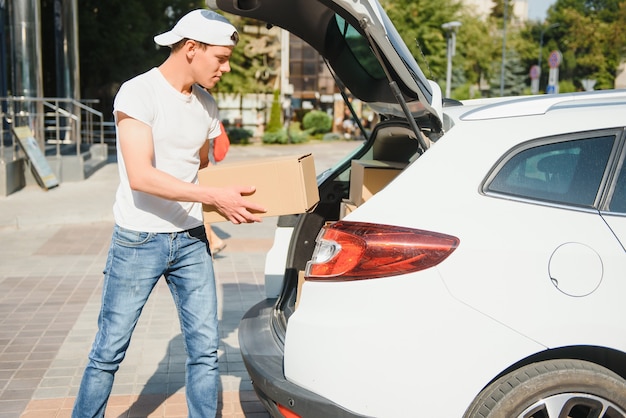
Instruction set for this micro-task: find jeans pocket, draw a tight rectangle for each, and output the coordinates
[114,226,155,247]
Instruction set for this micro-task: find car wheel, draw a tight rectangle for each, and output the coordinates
[464,359,626,418]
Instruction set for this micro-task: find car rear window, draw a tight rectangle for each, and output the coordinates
[487,135,615,207]
[334,15,386,80]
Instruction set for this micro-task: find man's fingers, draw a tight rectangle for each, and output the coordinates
[245,202,267,214]
[236,206,262,223]
[243,212,263,223]
[224,206,263,224]
[214,185,267,224]
[234,187,266,215]
[238,185,257,196]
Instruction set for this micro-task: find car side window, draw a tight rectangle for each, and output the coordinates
[487,135,614,207]
[608,160,626,213]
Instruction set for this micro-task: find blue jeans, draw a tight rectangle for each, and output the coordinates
[72,225,218,418]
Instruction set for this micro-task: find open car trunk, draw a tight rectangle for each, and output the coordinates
[209,0,445,347]
[268,117,432,344]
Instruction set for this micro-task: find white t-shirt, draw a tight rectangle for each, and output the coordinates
[112,67,221,232]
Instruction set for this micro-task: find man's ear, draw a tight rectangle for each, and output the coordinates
[184,39,198,58]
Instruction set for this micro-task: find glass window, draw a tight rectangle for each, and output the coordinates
[302,47,317,60]
[303,61,318,76]
[289,44,302,60]
[608,159,626,213]
[487,136,614,207]
[290,62,303,75]
[334,15,385,80]
[290,77,304,91]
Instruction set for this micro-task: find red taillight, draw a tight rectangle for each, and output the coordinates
[305,221,459,281]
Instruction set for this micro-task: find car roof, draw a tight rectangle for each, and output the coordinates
[453,90,626,122]
[208,0,442,124]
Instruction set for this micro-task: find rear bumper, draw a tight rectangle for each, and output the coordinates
[239,299,369,418]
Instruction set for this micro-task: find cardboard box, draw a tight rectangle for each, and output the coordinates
[339,199,357,218]
[198,154,319,223]
[349,160,406,205]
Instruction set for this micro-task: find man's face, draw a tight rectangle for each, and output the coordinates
[192,43,233,89]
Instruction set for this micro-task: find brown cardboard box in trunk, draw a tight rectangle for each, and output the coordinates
[199,154,319,223]
[349,160,406,206]
[340,199,358,218]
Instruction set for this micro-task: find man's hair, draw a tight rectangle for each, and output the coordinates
[170,38,209,52]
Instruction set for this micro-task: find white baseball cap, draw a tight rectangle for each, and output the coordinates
[154,9,239,47]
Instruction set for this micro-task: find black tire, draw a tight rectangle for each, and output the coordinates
[464,359,626,418]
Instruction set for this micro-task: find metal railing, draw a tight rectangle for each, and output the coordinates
[0,96,105,161]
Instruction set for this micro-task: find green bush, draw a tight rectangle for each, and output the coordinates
[226,127,253,144]
[288,128,311,144]
[302,110,332,134]
[322,132,342,141]
[558,80,577,94]
[262,130,287,144]
[262,125,310,144]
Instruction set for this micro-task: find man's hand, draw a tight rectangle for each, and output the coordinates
[205,185,266,224]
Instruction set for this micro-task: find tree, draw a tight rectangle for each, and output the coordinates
[490,0,516,21]
[43,0,626,118]
[72,0,205,116]
[381,0,462,87]
[60,2,263,118]
[545,0,626,90]
[266,90,282,133]
[490,50,527,96]
[381,0,534,99]
[212,15,279,96]
[455,13,497,96]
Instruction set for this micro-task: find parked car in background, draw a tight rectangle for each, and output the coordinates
[209,0,626,416]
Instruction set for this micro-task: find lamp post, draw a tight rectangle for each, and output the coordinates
[442,21,461,98]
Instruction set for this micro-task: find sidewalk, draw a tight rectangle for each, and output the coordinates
[0,140,362,418]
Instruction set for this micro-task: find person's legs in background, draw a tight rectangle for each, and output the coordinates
[205,223,227,255]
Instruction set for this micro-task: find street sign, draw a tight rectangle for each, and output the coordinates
[546,51,561,94]
[530,65,540,94]
[529,65,540,80]
[12,126,59,190]
[548,50,562,69]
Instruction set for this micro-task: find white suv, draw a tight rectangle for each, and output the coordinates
[211,0,626,416]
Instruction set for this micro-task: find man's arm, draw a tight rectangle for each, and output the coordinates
[117,112,265,224]
[199,139,210,169]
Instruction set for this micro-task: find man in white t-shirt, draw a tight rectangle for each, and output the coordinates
[72,10,265,418]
